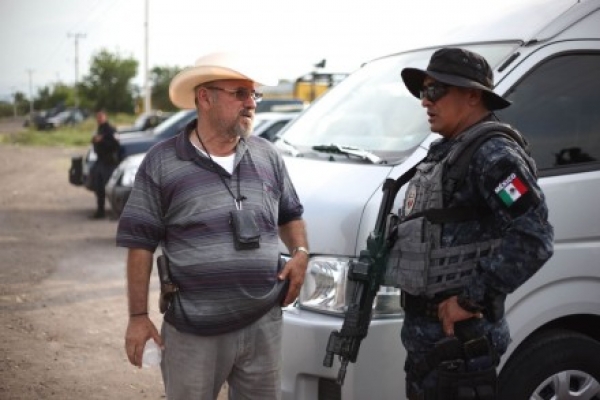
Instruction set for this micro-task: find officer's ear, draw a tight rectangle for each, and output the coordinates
[465,88,485,108]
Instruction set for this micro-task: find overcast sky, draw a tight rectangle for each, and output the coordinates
[0,0,573,102]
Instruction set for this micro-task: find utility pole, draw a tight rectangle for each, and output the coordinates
[143,0,152,112]
[26,69,34,115]
[68,32,86,107]
[10,86,17,118]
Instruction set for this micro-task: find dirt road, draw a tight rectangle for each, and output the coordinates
[0,143,163,399]
[0,144,226,399]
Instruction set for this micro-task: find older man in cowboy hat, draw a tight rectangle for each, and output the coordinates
[393,48,553,399]
[117,52,309,400]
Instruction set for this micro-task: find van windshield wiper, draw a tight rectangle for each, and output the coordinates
[276,138,302,157]
[312,144,383,164]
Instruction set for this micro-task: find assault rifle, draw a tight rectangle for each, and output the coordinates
[323,167,416,384]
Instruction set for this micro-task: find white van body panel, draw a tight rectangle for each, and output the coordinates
[282,309,404,400]
[502,169,600,363]
[281,158,393,256]
[488,26,600,367]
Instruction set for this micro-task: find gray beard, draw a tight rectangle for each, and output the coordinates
[229,123,251,139]
[215,117,252,140]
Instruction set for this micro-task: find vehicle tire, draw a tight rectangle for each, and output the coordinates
[110,197,124,217]
[498,328,600,400]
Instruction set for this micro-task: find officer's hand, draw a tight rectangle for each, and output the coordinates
[124,315,162,368]
[438,295,483,336]
[278,253,308,306]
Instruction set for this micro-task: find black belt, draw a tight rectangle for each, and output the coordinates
[401,292,441,320]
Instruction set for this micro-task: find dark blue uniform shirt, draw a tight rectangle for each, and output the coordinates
[402,117,554,389]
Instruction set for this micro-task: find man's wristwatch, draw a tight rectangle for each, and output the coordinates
[457,294,484,313]
[292,246,310,257]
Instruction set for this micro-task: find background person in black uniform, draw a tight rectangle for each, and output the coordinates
[89,109,120,219]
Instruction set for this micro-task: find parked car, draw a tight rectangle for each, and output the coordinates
[274,1,600,399]
[25,105,66,130]
[253,111,299,142]
[44,108,86,129]
[105,111,298,215]
[23,110,53,128]
[255,98,306,113]
[104,152,145,216]
[116,110,173,136]
[69,109,196,190]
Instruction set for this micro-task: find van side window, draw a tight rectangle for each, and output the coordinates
[498,53,600,172]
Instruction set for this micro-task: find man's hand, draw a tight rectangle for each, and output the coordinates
[278,252,308,306]
[124,315,162,368]
[437,295,483,336]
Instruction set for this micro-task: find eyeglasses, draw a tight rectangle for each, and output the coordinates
[419,82,450,102]
[205,86,263,102]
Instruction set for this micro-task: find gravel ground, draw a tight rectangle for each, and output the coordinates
[0,142,228,399]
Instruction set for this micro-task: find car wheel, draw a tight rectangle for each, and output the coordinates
[108,195,122,217]
[498,329,600,400]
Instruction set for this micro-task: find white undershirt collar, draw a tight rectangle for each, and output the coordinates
[192,142,235,174]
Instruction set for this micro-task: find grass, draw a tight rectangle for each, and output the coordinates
[0,114,137,147]
[2,121,97,147]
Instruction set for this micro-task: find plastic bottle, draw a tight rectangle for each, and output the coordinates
[142,339,161,368]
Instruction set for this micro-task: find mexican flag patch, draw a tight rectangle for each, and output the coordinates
[495,173,529,206]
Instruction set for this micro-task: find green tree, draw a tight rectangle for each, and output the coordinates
[14,92,28,115]
[35,84,74,110]
[79,49,138,113]
[0,101,13,118]
[0,92,28,117]
[150,66,182,111]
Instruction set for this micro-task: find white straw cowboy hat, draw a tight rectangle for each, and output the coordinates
[169,52,277,109]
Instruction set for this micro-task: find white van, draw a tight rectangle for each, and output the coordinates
[276,1,600,399]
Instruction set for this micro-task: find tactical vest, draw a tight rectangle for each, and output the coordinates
[383,121,534,297]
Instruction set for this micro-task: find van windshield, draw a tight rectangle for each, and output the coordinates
[276,43,518,164]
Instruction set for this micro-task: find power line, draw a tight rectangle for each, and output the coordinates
[38,1,103,87]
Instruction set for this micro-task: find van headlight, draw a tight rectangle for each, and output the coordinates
[298,256,403,317]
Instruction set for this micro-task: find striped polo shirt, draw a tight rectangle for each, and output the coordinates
[116,120,304,335]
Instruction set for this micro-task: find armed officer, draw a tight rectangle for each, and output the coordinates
[89,109,120,219]
[388,48,554,399]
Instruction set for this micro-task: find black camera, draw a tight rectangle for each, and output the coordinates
[230,209,261,250]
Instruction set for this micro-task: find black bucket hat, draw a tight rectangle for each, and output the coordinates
[401,47,511,110]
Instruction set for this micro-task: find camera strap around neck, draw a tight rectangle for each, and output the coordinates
[195,129,245,209]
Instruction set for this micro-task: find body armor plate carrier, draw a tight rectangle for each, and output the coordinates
[383,121,534,297]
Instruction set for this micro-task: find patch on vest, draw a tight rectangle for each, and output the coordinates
[405,185,417,215]
[494,172,529,207]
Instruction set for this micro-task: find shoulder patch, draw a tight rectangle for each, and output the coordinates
[494,172,529,207]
